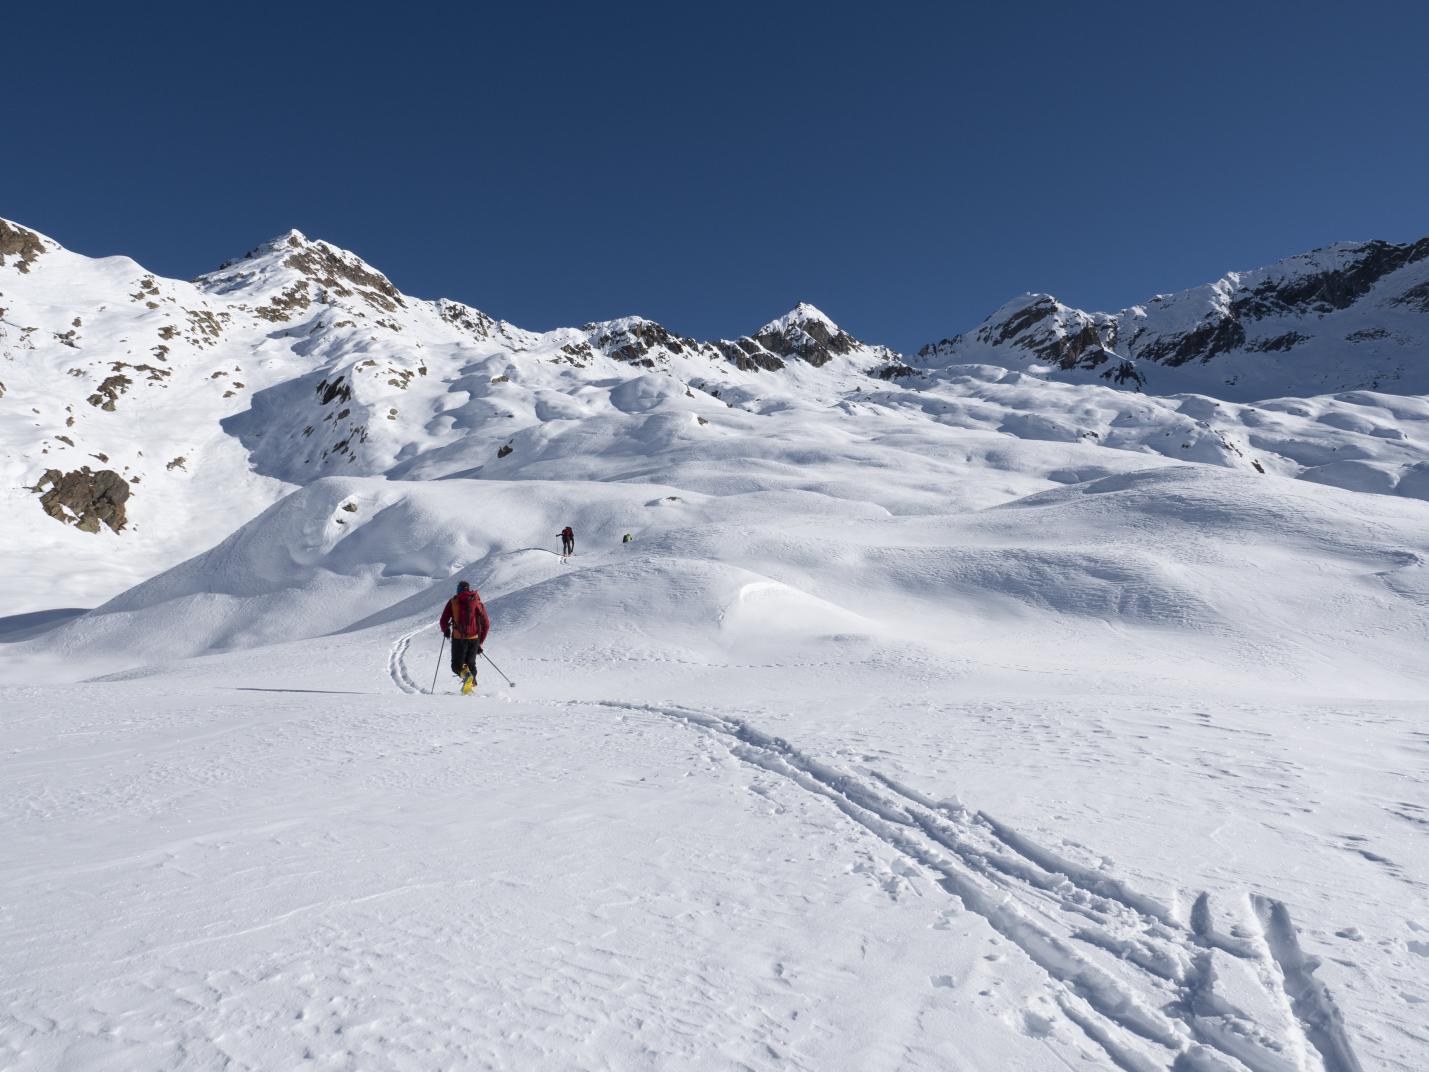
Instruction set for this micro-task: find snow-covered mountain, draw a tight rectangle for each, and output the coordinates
[5,218,1429,1071]
[0,219,898,610]
[920,238,1429,399]
[6,217,1429,618]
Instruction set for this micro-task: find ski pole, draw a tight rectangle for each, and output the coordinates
[482,650,516,688]
[430,633,446,694]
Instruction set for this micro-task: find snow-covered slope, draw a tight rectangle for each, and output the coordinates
[8,218,1429,615]
[0,220,901,612]
[16,458,1429,696]
[5,461,1427,1071]
[5,219,1429,1071]
[920,238,1429,399]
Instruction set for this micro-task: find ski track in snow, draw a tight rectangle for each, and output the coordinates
[386,623,1365,1070]
[388,625,429,695]
[576,699,1357,1072]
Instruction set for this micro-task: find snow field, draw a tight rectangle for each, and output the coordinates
[13,459,1429,700]
[4,220,1429,1069]
[3,661,1423,1069]
[4,458,1428,1069]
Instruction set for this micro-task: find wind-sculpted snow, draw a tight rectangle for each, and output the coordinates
[7,217,1429,617]
[10,461,1429,718]
[5,440,1429,1063]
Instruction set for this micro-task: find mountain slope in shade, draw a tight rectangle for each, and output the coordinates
[920,238,1429,399]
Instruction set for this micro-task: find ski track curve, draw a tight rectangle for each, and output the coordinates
[568,698,1363,1072]
[388,625,429,695]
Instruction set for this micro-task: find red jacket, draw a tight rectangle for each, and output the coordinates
[440,590,490,642]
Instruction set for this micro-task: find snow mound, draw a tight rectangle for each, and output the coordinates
[30,478,663,668]
[11,459,1426,704]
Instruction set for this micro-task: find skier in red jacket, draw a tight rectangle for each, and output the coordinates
[559,526,575,557]
[439,580,490,684]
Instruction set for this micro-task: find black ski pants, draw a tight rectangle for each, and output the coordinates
[451,637,480,678]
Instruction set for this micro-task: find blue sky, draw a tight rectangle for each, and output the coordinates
[6,1,1427,351]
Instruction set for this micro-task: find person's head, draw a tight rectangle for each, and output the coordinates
[457,580,471,593]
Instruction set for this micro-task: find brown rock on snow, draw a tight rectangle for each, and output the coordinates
[32,467,131,533]
[0,220,46,273]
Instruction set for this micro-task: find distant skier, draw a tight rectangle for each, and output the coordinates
[622,533,633,544]
[439,580,490,686]
[559,526,575,557]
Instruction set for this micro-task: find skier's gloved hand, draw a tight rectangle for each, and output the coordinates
[476,643,484,655]
[442,628,451,639]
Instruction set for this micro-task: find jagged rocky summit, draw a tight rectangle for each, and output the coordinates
[920,238,1429,399]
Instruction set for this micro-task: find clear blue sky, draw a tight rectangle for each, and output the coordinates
[6,1,1427,352]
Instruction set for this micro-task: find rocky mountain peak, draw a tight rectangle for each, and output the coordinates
[758,301,838,335]
[919,294,1133,386]
[750,302,863,368]
[198,230,405,320]
[583,316,700,369]
[0,218,58,274]
[919,235,1429,399]
[570,304,892,376]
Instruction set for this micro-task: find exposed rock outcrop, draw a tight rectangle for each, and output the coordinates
[437,299,494,339]
[0,220,47,273]
[283,239,405,312]
[588,319,693,368]
[87,374,134,411]
[919,236,1429,398]
[872,362,920,381]
[33,467,131,533]
[715,338,786,372]
[752,303,862,368]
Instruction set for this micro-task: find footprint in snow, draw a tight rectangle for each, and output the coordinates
[1021,1008,1056,1038]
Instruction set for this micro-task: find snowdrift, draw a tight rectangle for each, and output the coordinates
[12,462,1428,700]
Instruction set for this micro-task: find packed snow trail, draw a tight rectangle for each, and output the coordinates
[387,625,427,694]
[553,699,1363,1072]
[385,630,1366,1071]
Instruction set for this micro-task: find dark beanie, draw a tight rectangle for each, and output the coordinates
[457,580,471,592]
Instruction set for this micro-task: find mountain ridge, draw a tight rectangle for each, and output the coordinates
[11,215,1429,395]
[920,236,1429,399]
[6,215,1429,614]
